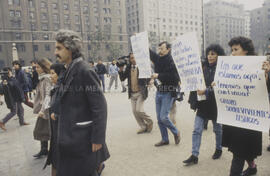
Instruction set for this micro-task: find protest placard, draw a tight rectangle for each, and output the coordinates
[171,32,205,92]
[214,56,270,132]
[130,32,152,78]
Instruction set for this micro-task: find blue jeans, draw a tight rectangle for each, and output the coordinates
[98,74,105,92]
[155,91,179,142]
[192,115,222,156]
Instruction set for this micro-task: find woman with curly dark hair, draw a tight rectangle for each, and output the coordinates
[222,36,263,176]
[183,44,225,165]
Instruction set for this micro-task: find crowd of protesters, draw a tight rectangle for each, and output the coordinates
[0,29,270,176]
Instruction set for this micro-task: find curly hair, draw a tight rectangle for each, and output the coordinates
[206,44,225,56]
[55,29,83,60]
[228,36,256,55]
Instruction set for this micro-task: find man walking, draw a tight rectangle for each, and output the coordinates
[150,41,181,147]
[54,29,109,176]
[0,67,29,131]
[108,59,119,91]
[12,61,33,108]
[119,53,153,134]
[96,59,107,93]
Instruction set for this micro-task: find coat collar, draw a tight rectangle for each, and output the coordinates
[59,57,83,98]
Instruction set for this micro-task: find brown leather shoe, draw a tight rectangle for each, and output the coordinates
[174,132,180,145]
[146,120,153,133]
[0,122,7,131]
[155,141,169,147]
[137,128,147,134]
[20,122,30,126]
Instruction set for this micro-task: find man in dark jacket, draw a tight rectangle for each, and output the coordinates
[54,29,109,176]
[31,60,39,90]
[0,67,29,131]
[96,59,107,92]
[149,41,180,147]
[12,60,33,108]
[119,53,153,134]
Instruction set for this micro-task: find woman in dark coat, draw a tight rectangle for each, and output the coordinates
[183,44,225,165]
[45,63,66,176]
[222,36,263,176]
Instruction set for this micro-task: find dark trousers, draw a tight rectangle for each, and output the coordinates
[98,74,105,92]
[24,93,33,108]
[2,102,25,125]
[230,154,254,176]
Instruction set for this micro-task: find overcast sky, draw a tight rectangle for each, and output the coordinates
[203,0,265,10]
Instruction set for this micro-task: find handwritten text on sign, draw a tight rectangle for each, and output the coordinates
[214,56,270,132]
[172,32,205,92]
[130,32,152,78]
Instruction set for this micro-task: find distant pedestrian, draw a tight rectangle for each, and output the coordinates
[12,60,33,108]
[0,67,29,131]
[89,61,96,72]
[96,59,107,93]
[33,58,52,159]
[108,59,119,91]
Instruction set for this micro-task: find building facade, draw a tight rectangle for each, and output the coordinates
[204,0,245,54]
[0,0,128,68]
[250,0,270,55]
[126,0,203,52]
[244,11,251,38]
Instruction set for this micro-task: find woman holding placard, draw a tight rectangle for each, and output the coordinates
[222,36,264,176]
[183,44,225,165]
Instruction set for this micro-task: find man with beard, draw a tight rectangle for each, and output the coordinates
[53,29,110,176]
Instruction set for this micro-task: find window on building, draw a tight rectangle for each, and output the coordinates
[88,44,91,50]
[52,3,58,9]
[30,23,36,30]
[75,15,80,24]
[11,20,21,28]
[33,45,38,51]
[29,12,34,19]
[41,23,48,31]
[74,4,79,11]
[0,45,2,52]
[14,0,20,5]
[41,1,46,8]
[15,33,22,40]
[32,34,37,40]
[16,44,26,52]
[119,36,123,41]
[63,4,69,10]
[54,24,59,31]
[75,25,81,32]
[15,11,21,17]
[85,16,90,24]
[41,13,47,20]
[29,0,34,7]
[43,34,49,40]
[8,0,13,5]
[53,14,59,23]
[45,44,50,51]
[10,10,15,17]
[116,1,120,6]
[83,6,89,13]
[118,26,122,33]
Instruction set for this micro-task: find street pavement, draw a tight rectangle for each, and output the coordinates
[0,85,270,176]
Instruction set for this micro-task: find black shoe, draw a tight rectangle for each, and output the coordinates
[154,141,169,147]
[183,155,198,165]
[267,145,270,152]
[33,150,48,158]
[242,166,257,176]
[212,149,222,160]
[174,132,181,145]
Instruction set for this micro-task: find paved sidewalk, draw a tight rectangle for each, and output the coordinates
[0,91,270,176]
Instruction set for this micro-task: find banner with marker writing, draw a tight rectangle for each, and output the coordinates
[171,32,206,92]
[214,56,270,132]
[130,31,152,78]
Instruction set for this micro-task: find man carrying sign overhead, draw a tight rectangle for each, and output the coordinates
[149,41,181,147]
